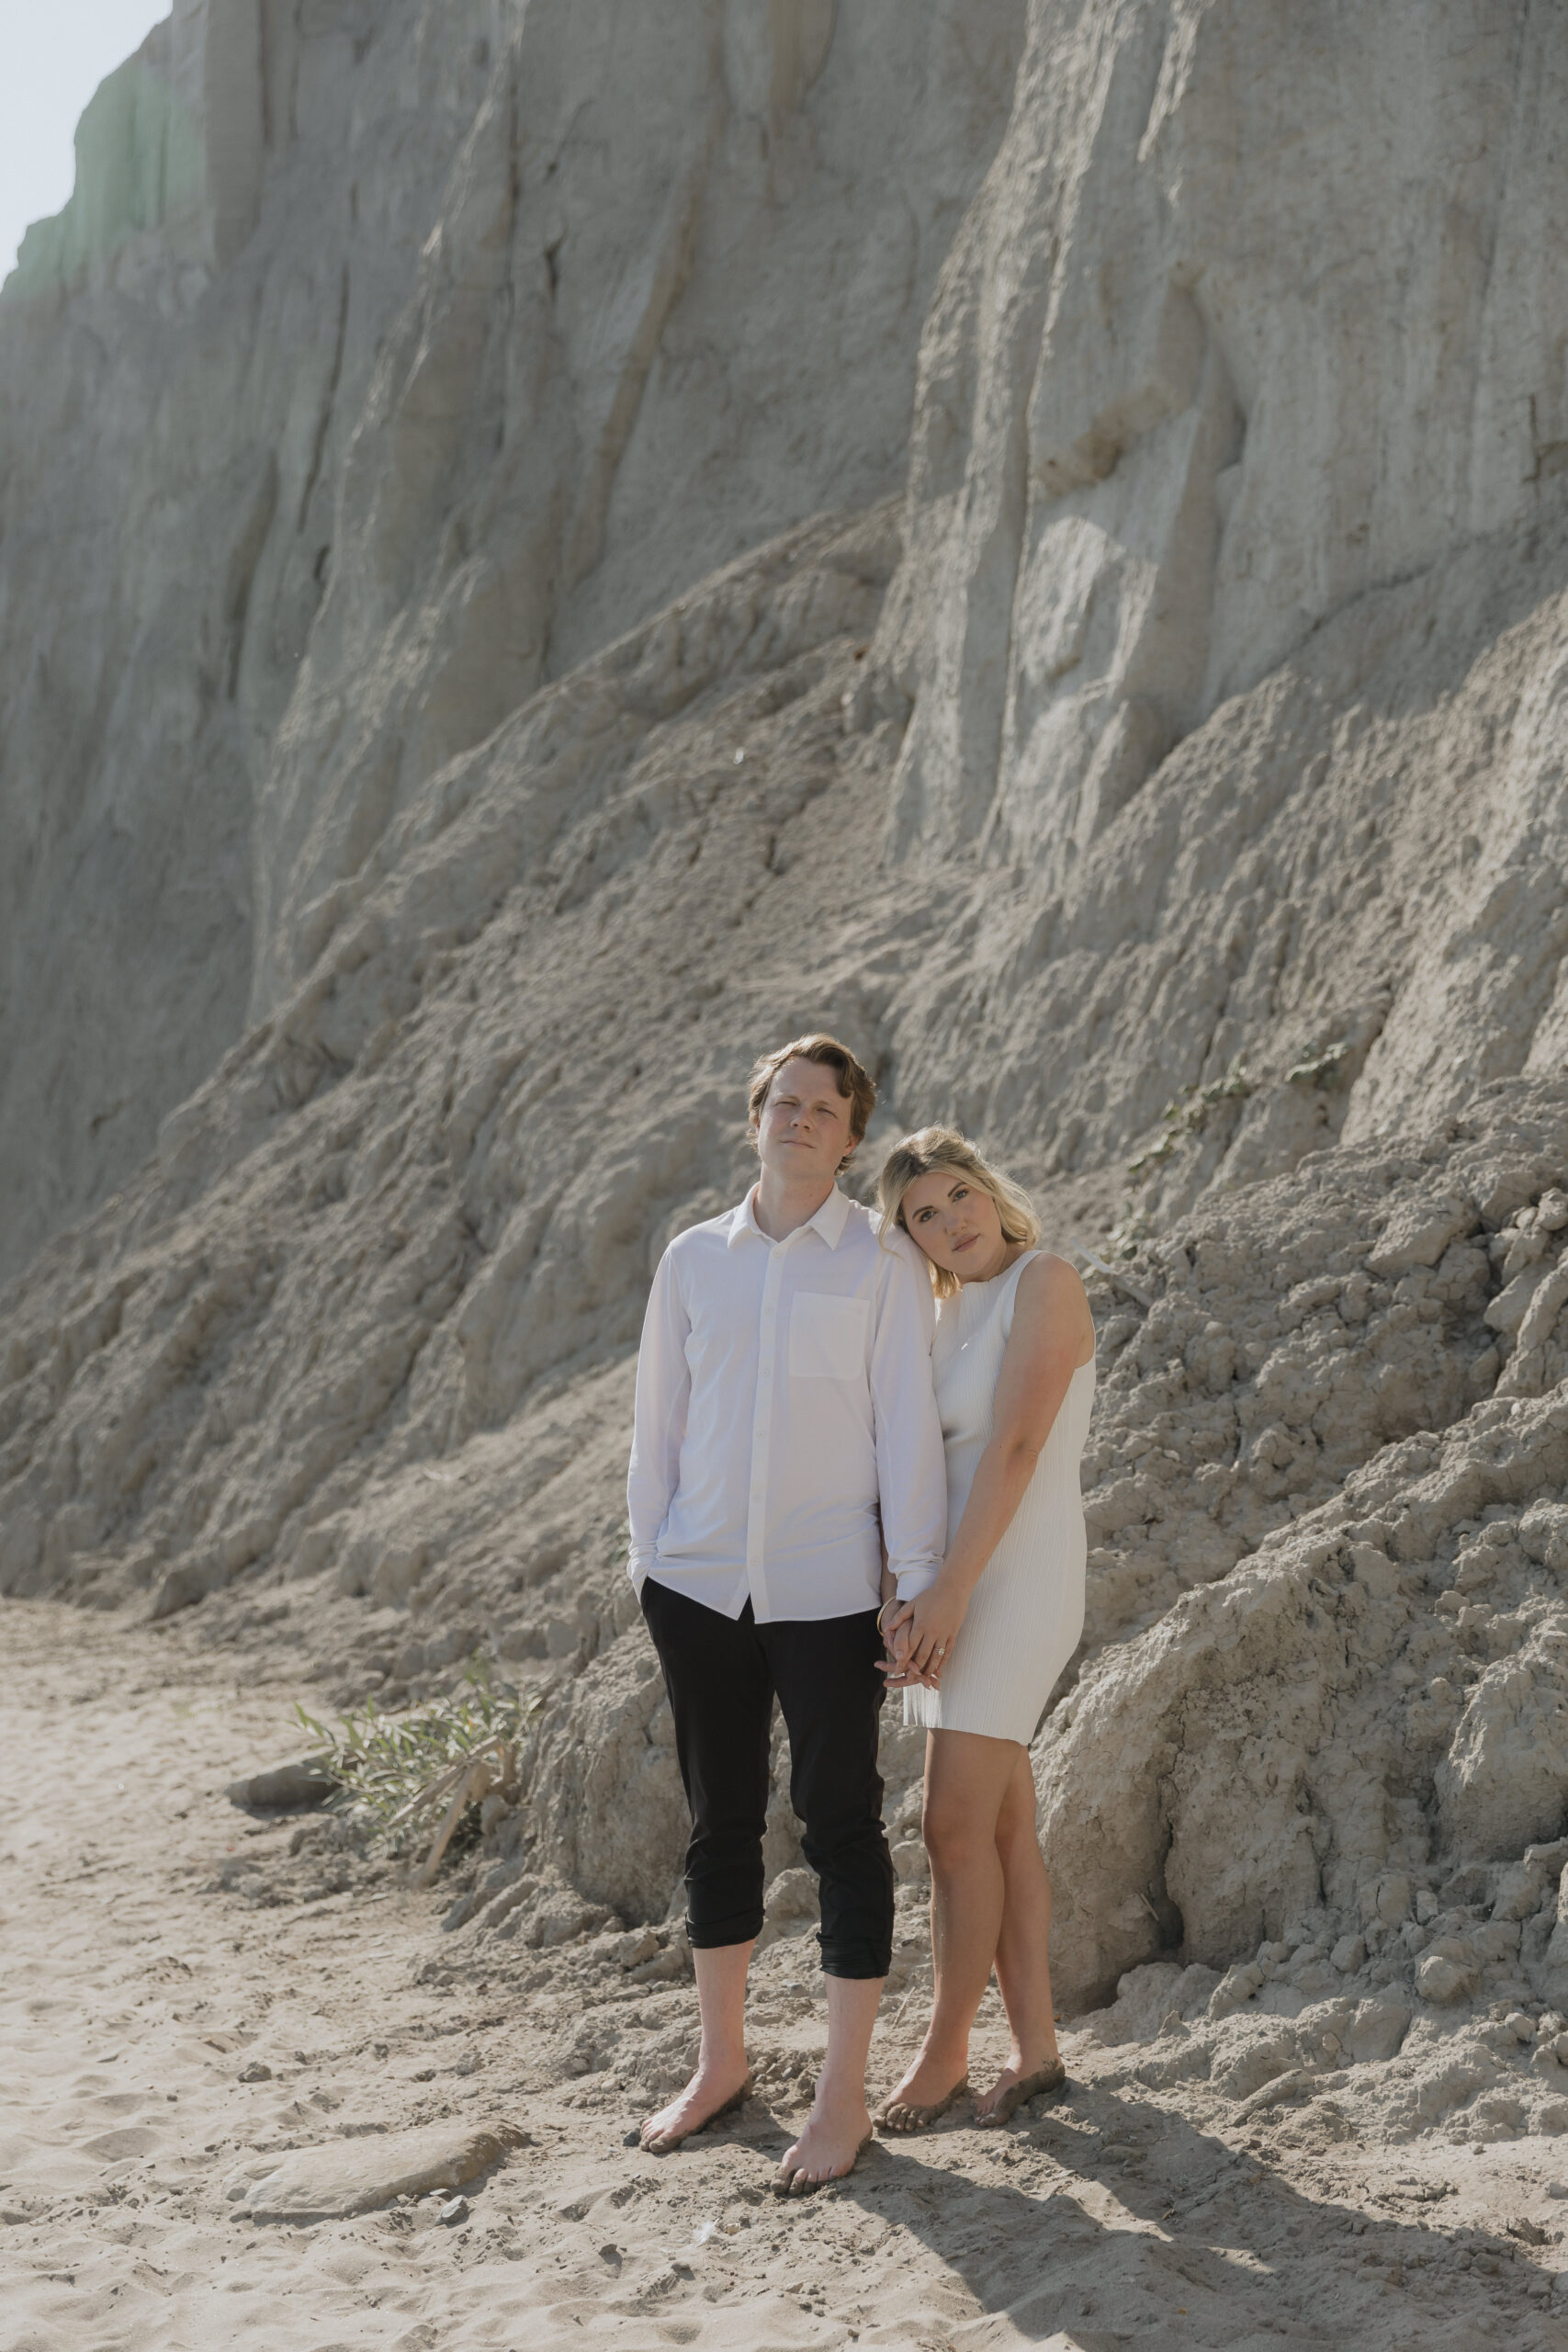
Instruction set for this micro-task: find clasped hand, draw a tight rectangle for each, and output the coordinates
[878,1575,968,1690]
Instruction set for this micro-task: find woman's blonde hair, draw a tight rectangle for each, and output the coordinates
[877,1126,1041,1298]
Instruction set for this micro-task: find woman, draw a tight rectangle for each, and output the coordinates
[873,1128,1095,2130]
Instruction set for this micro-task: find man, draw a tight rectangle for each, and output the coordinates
[627,1034,947,2192]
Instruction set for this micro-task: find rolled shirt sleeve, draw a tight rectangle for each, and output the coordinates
[870,1237,948,1602]
[626,1247,691,1592]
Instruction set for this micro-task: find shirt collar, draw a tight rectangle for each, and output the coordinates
[726,1191,764,1248]
[807,1184,852,1250]
[727,1183,852,1250]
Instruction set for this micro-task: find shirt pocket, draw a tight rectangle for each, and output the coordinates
[788,1292,870,1381]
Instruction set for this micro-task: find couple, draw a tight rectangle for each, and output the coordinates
[626,1033,1095,2193]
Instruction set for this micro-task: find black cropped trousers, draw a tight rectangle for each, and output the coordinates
[639,1576,894,1979]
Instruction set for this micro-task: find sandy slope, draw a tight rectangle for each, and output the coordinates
[5,1600,1568,2351]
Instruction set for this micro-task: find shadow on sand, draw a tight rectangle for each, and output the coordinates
[710,2071,1564,2351]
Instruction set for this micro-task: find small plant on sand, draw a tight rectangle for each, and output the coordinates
[295,1658,530,1885]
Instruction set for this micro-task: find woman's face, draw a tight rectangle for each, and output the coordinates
[900,1167,1008,1283]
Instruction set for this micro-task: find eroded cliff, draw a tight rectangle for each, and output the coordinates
[0,0,1022,1278]
[6,0,1568,2144]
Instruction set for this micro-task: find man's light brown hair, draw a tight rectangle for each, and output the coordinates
[747,1034,875,1172]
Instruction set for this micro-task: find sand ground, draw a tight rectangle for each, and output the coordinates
[5,1598,1568,2352]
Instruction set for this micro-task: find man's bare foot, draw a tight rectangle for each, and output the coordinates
[773,2080,874,2195]
[639,2065,751,2154]
[974,2050,1065,2126]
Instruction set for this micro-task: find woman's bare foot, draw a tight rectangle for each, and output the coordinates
[639,2064,751,2154]
[773,2077,874,2194]
[872,2034,969,2132]
[872,2079,968,2133]
[974,2048,1064,2125]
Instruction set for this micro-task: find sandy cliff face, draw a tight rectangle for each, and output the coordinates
[0,0,1023,1279]
[6,0,1568,2136]
[874,0,1568,1207]
[0,0,508,1281]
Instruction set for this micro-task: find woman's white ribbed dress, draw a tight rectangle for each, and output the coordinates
[904,1250,1094,1745]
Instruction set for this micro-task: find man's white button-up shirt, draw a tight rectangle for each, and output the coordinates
[626,1184,948,1622]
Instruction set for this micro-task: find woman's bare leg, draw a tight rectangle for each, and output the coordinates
[877,1730,1019,2112]
[976,1746,1060,2115]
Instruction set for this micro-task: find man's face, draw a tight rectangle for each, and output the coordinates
[756,1057,855,1188]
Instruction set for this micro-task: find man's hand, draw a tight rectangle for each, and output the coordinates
[876,1597,942,1690]
[876,1600,919,1688]
[892,1577,967,1682]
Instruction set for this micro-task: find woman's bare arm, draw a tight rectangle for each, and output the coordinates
[886,1253,1093,1679]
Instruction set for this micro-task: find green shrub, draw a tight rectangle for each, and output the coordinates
[294,1657,531,1859]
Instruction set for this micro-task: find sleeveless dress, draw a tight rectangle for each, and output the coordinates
[904,1250,1094,1745]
